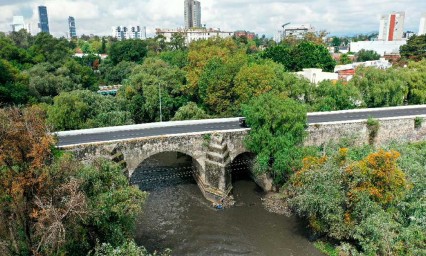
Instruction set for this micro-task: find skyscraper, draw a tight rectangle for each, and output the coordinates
[184,0,201,28]
[419,13,426,36]
[378,12,405,41]
[68,16,77,38]
[38,6,50,34]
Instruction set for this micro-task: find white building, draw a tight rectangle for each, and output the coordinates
[156,28,233,45]
[274,30,283,43]
[283,24,315,39]
[11,16,25,32]
[334,58,392,73]
[419,13,426,35]
[184,0,201,29]
[378,12,405,41]
[296,68,338,85]
[112,26,146,40]
[350,41,406,56]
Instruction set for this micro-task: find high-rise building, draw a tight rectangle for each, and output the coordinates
[68,16,77,38]
[38,6,50,34]
[378,12,405,41]
[184,0,201,28]
[11,16,25,32]
[419,13,426,35]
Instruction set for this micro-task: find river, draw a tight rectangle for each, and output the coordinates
[132,152,322,256]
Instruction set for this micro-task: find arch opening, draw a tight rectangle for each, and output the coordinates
[230,152,256,183]
[130,151,202,191]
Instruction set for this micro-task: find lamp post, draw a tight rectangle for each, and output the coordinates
[158,82,162,122]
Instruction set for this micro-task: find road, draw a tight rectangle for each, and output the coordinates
[57,105,426,147]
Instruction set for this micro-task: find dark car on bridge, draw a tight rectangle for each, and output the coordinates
[239,117,248,128]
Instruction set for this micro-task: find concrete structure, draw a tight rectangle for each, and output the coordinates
[283,24,314,39]
[296,68,338,84]
[38,6,49,34]
[156,28,233,45]
[97,85,122,96]
[349,40,406,56]
[184,0,201,29]
[419,13,426,35]
[334,58,392,81]
[68,16,77,38]
[112,26,146,40]
[378,12,405,41]
[11,16,25,32]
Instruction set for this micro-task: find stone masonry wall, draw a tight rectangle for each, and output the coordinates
[306,116,426,147]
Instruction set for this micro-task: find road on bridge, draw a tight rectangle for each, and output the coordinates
[57,105,426,147]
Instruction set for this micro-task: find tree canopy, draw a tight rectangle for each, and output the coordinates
[243,92,307,184]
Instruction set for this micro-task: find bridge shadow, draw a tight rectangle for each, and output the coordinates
[130,151,198,191]
[230,152,256,183]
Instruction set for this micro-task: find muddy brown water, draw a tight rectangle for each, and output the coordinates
[132,152,322,256]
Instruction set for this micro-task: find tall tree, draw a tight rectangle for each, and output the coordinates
[400,35,426,61]
[355,49,381,62]
[108,39,148,65]
[243,93,307,184]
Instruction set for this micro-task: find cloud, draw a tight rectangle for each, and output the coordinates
[0,0,425,37]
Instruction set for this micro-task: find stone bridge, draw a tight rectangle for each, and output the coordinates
[60,113,426,203]
[64,130,250,203]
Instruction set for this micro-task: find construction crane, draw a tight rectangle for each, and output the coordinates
[282,22,291,29]
[281,22,291,39]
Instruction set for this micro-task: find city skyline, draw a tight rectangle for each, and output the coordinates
[1,0,426,37]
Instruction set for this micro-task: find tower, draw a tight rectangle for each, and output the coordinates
[38,6,50,34]
[184,0,201,29]
[378,12,405,41]
[68,16,77,38]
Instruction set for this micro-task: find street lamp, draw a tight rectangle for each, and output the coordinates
[158,82,162,122]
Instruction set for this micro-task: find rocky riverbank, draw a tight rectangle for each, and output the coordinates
[261,192,292,216]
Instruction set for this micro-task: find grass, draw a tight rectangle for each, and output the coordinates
[314,241,339,256]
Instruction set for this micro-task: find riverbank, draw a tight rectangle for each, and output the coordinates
[261,192,292,216]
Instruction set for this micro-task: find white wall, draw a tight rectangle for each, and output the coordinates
[350,41,406,56]
[296,69,338,84]
[419,15,426,35]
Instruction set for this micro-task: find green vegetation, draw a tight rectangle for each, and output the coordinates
[355,49,381,62]
[242,93,307,184]
[400,34,426,61]
[283,141,426,255]
[0,107,147,255]
[366,117,380,145]
[414,116,423,129]
[1,31,426,131]
[1,30,426,255]
[261,41,336,72]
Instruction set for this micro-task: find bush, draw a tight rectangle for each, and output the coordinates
[283,144,423,255]
[366,117,379,145]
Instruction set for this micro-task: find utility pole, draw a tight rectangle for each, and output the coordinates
[159,82,162,122]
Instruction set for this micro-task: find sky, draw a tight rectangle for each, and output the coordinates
[0,0,425,38]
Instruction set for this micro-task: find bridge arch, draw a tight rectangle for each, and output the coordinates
[130,151,205,192]
[228,152,256,182]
